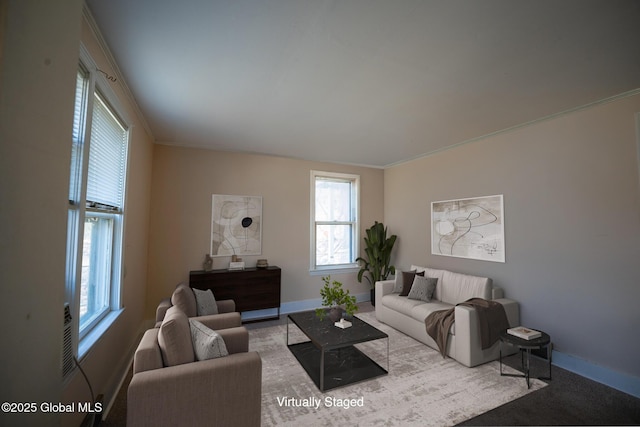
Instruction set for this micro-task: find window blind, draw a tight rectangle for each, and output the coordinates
[86,92,128,210]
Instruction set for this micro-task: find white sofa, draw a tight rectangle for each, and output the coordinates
[375,265,519,367]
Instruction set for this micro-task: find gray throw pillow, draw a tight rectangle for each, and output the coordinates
[189,319,229,360]
[193,288,219,316]
[407,275,438,302]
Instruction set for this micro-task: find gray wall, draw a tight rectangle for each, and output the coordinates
[384,93,640,385]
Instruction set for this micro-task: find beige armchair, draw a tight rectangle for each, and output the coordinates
[155,282,240,329]
[128,306,262,427]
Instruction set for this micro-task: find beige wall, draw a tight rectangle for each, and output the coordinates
[0,4,152,426]
[58,12,155,427]
[385,93,640,380]
[0,1,83,426]
[147,146,384,319]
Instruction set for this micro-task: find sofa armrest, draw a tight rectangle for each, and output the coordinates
[376,280,395,296]
[216,299,236,313]
[127,352,262,427]
[193,312,242,330]
[155,298,172,323]
[133,329,164,375]
[216,326,249,354]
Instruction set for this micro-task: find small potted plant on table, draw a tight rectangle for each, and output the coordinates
[316,276,358,322]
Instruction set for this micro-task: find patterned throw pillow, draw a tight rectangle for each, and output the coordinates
[193,288,219,316]
[189,319,229,360]
[407,275,438,302]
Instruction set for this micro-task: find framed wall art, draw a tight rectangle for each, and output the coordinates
[431,194,505,263]
[211,194,262,257]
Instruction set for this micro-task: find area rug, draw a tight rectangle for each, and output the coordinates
[249,312,546,427]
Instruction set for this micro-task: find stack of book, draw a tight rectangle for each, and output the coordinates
[507,326,542,340]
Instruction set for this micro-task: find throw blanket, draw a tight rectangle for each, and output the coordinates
[425,298,509,358]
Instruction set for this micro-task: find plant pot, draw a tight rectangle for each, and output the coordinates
[328,307,343,322]
[370,288,376,306]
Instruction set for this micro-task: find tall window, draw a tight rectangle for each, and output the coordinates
[310,171,359,272]
[66,46,129,354]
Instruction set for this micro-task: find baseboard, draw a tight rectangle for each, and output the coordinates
[552,350,640,399]
[101,320,151,420]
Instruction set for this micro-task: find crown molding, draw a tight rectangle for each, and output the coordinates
[82,2,155,141]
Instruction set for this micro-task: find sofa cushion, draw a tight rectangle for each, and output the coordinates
[171,283,197,317]
[158,306,195,367]
[407,276,438,302]
[440,270,492,305]
[381,294,425,316]
[193,288,219,316]
[410,301,457,335]
[189,319,229,360]
[399,270,424,296]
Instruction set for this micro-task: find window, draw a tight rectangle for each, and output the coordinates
[66,46,129,355]
[310,171,359,272]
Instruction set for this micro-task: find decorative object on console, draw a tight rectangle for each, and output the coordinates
[431,194,505,263]
[211,194,262,257]
[203,254,213,271]
[256,259,269,268]
[356,221,397,306]
[315,275,358,322]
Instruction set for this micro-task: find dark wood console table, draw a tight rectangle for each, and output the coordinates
[189,266,281,321]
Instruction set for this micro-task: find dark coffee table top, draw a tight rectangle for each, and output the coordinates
[288,310,388,351]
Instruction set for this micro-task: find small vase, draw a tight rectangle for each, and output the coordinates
[328,307,343,322]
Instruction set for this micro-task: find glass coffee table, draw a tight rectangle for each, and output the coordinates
[287,310,389,392]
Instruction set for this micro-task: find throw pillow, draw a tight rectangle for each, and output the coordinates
[158,306,195,367]
[407,275,438,302]
[399,270,425,296]
[193,288,219,316]
[189,319,229,360]
[171,283,197,317]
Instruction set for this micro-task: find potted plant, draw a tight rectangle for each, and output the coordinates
[356,221,397,306]
[315,276,358,322]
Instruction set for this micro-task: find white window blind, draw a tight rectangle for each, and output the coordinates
[86,92,128,210]
[69,68,88,203]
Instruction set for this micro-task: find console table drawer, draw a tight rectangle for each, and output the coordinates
[189,266,281,320]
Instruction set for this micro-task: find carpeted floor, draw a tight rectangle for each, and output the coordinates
[102,303,640,426]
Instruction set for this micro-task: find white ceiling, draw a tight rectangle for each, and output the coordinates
[87,0,640,168]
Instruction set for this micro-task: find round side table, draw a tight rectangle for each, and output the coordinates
[499,329,552,388]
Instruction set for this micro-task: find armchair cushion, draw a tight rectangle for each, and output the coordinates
[158,306,195,367]
[189,319,228,361]
[193,288,219,316]
[171,283,197,317]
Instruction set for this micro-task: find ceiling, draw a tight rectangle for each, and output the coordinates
[86,0,640,168]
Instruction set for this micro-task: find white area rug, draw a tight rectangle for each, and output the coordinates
[249,311,546,427]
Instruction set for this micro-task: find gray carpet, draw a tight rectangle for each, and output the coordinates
[256,311,545,426]
[103,303,640,426]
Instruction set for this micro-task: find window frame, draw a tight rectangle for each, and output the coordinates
[310,170,360,274]
[65,44,130,359]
